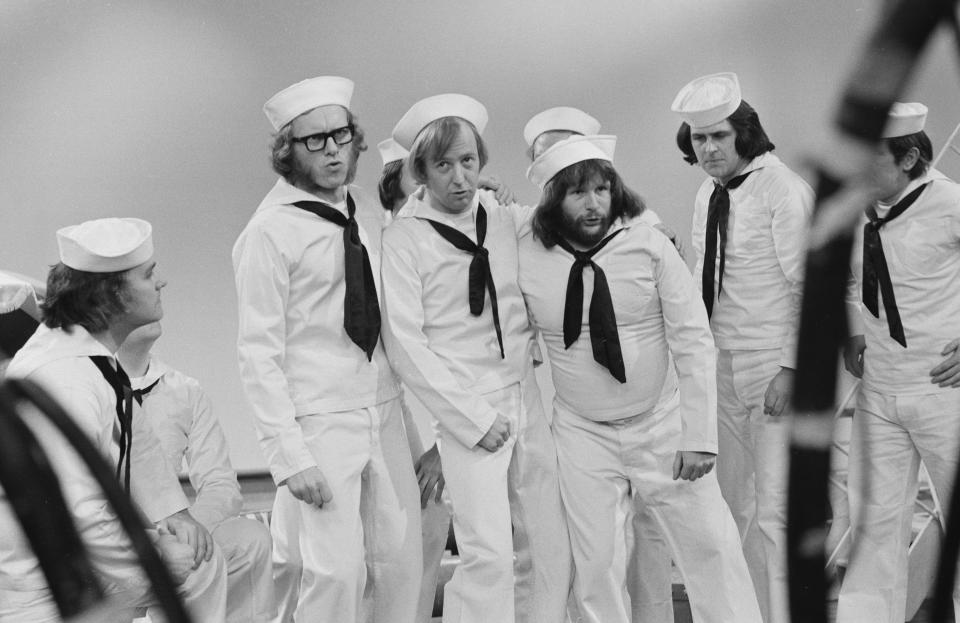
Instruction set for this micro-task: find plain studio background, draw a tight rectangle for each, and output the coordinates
[2,1,959,472]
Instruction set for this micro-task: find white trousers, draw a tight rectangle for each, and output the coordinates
[212,516,275,622]
[553,391,762,623]
[0,528,228,623]
[269,398,423,623]
[715,348,789,623]
[625,501,674,623]
[837,387,960,623]
[438,370,570,623]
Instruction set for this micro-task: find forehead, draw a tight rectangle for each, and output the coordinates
[291,104,349,135]
[690,119,735,136]
[433,121,478,159]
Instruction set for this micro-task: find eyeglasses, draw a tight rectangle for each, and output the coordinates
[292,124,355,152]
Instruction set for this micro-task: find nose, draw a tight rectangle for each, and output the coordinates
[157,279,167,290]
[585,191,600,209]
[452,163,466,184]
[322,136,341,155]
[704,137,719,153]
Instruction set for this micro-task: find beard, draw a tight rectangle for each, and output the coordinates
[559,211,613,248]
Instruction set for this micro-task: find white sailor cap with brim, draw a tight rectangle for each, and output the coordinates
[392,93,488,151]
[523,107,602,147]
[56,218,153,273]
[263,76,354,131]
[377,138,409,167]
[671,72,742,128]
[526,134,617,190]
[881,102,928,138]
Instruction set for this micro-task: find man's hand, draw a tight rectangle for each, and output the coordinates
[672,451,716,481]
[283,466,333,509]
[653,222,686,260]
[158,509,213,568]
[762,367,795,417]
[415,443,445,509]
[155,533,195,585]
[476,414,511,453]
[844,335,866,379]
[479,174,515,205]
[931,338,960,387]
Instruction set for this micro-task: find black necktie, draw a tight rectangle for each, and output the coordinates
[131,378,161,406]
[702,170,753,318]
[556,229,626,383]
[88,356,134,491]
[862,182,928,348]
[420,204,504,359]
[294,195,381,361]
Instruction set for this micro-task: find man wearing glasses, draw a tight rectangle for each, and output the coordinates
[232,76,422,622]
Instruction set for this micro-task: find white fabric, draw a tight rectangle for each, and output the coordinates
[392,93,488,151]
[435,370,570,623]
[262,75,353,131]
[523,107,601,146]
[133,357,275,622]
[1,325,226,621]
[671,72,742,128]
[232,178,400,484]
[381,189,536,448]
[881,102,928,138]
[0,270,42,315]
[56,217,153,273]
[846,170,960,394]
[378,138,409,166]
[526,134,616,190]
[381,189,570,622]
[838,387,960,622]
[625,502,675,623]
[269,399,422,622]
[692,151,814,368]
[399,395,453,623]
[518,218,717,450]
[715,348,790,623]
[551,395,761,623]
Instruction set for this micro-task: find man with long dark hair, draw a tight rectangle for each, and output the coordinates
[672,72,813,623]
[518,135,760,623]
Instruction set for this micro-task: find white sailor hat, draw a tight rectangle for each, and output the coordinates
[377,138,409,166]
[526,134,617,190]
[263,76,354,131]
[671,72,742,128]
[523,107,601,147]
[392,93,488,151]
[881,102,928,138]
[56,218,153,273]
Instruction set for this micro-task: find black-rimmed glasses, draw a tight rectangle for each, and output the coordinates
[292,124,355,152]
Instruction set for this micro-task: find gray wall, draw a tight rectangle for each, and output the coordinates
[3,1,958,471]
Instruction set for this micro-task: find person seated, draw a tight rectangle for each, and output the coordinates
[119,321,275,623]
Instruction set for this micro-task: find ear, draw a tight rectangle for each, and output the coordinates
[900,146,920,173]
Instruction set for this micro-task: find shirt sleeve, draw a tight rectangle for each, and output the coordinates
[380,226,500,449]
[182,380,242,531]
[770,177,815,369]
[233,224,316,485]
[655,236,719,453]
[639,208,662,226]
[130,401,191,522]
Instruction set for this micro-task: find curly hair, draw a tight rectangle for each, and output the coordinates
[378,159,405,211]
[270,108,367,184]
[531,159,646,248]
[41,263,129,332]
[675,100,775,165]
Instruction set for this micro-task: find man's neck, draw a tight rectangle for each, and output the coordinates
[291,179,347,205]
[717,156,753,186]
[89,326,129,360]
[117,345,151,377]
